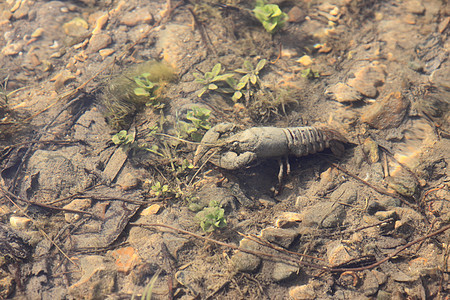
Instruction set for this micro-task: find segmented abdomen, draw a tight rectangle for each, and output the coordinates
[283,127,329,157]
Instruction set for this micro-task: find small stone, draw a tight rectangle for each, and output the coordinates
[297,55,313,66]
[348,64,386,98]
[362,269,379,296]
[392,270,419,282]
[367,201,386,215]
[91,13,109,35]
[141,204,160,216]
[99,48,115,59]
[120,7,153,26]
[327,82,362,103]
[50,70,76,90]
[117,172,140,191]
[258,195,276,206]
[404,0,425,15]
[163,235,190,260]
[1,42,24,56]
[301,201,346,228]
[260,227,299,248]
[385,175,417,197]
[31,28,44,38]
[361,92,409,129]
[0,271,14,299]
[289,283,316,300]
[371,270,388,285]
[68,255,116,298]
[64,198,92,223]
[231,238,261,272]
[363,137,380,163]
[377,290,392,300]
[327,241,352,265]
[87,33,112,53]
[275,212,303,228]
[375,210,399,221]
[403,14,416,24]
[430,66,450,91]
[272,262,299,282]
[9,216,32,230]
[109,246,140,274]
[329,182,357,204]
[287,6,305,23]
[63,17,90,37]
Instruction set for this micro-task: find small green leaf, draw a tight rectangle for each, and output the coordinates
[250,74,257,85]
[134,87,150,96]
[256,59,267,72]
[232,91,242,102]
[243,60,253,71]
[208,83,218,90]
[211,63,221,77]
[197,87,207,97]
[236,81,246,90]
[213,73,234,82]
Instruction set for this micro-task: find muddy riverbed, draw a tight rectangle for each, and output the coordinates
[0,0,449,299]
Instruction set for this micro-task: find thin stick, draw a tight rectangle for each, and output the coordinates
[0,186,97,217]
[130,222,329,270]
[330,223,450,272]
[2,191,80,269]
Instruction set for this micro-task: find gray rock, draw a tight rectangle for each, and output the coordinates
[301,201,346,228]
[330,182,358,204]
[327,82,363,103]
[231,238,261,272]
[271,262,299,282]
[289,283,316,300]
[163,235,191,260]
[392,270,419,282]
[362,269,379,296]
[375,210,399,221]
[361,92,409,129]
[377,290,392,300]
[372,270,388,285]
[260,227,299,248]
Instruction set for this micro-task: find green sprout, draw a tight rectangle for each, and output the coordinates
[223,59,267,102]
[253,1,287,34]
[151,181,169,197]
[195,200,227,232]
[300,68,320,79]
[193,63,234,97]
[177,106,211,141]
[112,130,135,146]
[133,73,164,109]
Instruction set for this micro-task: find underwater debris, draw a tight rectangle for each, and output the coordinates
[100,60,176,129]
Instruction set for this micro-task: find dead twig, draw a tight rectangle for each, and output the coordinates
[131,221,450,274]
[1,189,81,269]
[330,223,450,272]
[0,185,97,218]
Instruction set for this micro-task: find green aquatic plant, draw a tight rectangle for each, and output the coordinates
[195,200,227,232]
[151,181,169,197]
[227,59,267,102]
[133,73,164,109]
[193,63,234,97]
[112,130,135,146]
[253,1,287,34]
[176,106,211,141]
[301,68,320,79]
[100,60,176,129]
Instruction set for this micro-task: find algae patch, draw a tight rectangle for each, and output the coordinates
[100,61,176,129]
